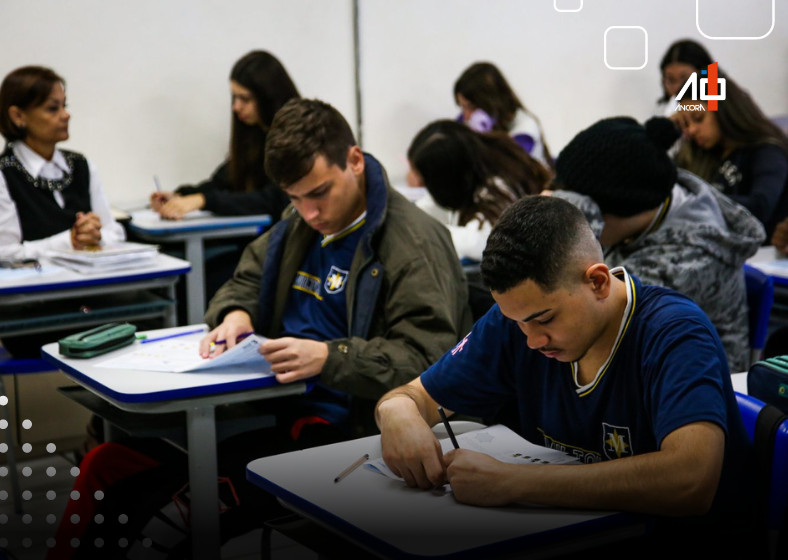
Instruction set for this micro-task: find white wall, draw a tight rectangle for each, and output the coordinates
[0,0,356,209]
[1,0,786,205]
[360,0,788,183]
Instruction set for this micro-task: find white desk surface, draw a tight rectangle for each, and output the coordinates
[746,245,788,282]
[41,326,306,409]
[732,371,748,394]
[247,423,647,559]
[128,209,272,235]
[0,252,190,295]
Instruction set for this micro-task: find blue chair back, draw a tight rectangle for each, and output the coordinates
[744,264,774,365]
[736,392,788,556]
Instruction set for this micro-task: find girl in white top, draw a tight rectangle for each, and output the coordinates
[0,66,124,261]
[454,62,552,168]
[406,120,551,262]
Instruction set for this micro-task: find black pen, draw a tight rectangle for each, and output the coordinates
[438,407,459,449]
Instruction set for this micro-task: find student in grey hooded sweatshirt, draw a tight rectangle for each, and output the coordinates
[549,116,765,373]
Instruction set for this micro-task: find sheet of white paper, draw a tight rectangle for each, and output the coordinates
[365,424,580,482]
[131,208,213,222]
[0,264,64,281]
[96,334,272,374]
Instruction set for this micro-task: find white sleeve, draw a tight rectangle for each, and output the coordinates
[445,220,492,263]
[87,160,126,246]
[415,192,454,225]
[0,171,72,260]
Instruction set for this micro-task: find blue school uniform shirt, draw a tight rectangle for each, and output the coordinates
[280,212,368,426]
[421,268,754,527]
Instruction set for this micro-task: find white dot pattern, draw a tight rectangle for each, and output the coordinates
[22,419,31,429]
[119,538,128,548]
[119,514,128,524]
[46,490,56,500]
[47,466,56,477]
[22,443,31,453]
[22,466,32,477]
[47,538,56,548]
[95,538,104,548]
[47,514,56,524]
[47,442,56,453]
[22,514,31,524]
[94,490,104,500]
[71,490,80,500]
[70,466,80,477]
[0,395,8,405]
[71,538,80,548]
[23,490,31,500]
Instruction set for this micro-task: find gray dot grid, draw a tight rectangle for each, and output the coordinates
[2,419,134,550]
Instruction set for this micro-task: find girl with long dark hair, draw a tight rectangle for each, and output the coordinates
[150,50,298,220]
[674,71,788,240]
[407,119,551,262]
[656,39,714,117]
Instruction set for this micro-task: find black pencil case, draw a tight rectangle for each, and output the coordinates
[748,356,788,415]
[58,322,137,359]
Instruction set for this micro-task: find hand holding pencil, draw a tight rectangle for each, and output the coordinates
[199,309,255,358]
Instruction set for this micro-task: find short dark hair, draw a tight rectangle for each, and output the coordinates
[264,98,356,187]
[481,196,595,293]
[0,66,65,142]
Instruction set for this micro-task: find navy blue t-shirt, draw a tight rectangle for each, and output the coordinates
[421,269,754,527]
[279,213,368,427]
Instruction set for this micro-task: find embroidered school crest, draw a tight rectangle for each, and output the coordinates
[602,423,633,460]
[325,266,349,294]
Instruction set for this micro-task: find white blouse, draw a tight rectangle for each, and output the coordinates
[0,142,125,260]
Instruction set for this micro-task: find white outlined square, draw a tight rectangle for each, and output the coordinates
[603,27,648,71]
[554,0,582,12]
[696,0,774,40]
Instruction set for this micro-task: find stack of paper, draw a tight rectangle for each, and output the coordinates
[47,242,159,274]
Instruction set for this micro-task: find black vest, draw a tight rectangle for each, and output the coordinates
[0,144,92,242]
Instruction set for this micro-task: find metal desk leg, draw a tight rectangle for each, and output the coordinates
[0,376,22,514]
[164,284,177,328]
[186,405,220,560]
[184,237,206,325]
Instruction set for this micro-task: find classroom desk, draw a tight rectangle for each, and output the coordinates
[41,327,307,560]
[247,423,649,560]
[746,245,788,287]
[128,210,272,324]
[0,252,190,336]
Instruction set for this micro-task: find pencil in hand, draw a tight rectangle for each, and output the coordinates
[438,406,459,449]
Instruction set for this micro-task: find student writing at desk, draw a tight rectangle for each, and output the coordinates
[672,70,788,241]
[149,50,294,221]
[406,119,551,263]
[376,196,759,557]
[50,98,472,559]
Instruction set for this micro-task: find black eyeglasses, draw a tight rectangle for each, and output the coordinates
[0,259,42,271]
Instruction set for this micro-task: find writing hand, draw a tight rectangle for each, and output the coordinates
[199,310,254,358]
[159,194,205,220]
[444,449,515,506]
[150,191,174,212]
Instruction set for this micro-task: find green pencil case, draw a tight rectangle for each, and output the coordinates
[58,322,137,359]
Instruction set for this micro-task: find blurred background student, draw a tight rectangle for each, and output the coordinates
[673,71,788,241]
[406,119,551,319]
[147,51,300,313]
[149,50,297,220]
[655,39,714,118]
[0,66,125,262]
[453,61,552,167]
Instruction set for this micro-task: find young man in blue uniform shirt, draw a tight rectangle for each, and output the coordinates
[376,196,757,554]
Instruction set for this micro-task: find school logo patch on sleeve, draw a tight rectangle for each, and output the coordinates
[602,423,633,460]
[325,266,349,294]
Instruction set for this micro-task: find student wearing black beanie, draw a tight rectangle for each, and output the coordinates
[550,116,765,372]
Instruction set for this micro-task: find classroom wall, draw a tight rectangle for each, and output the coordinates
[0,0,357,209]
[360,0,788,183]
[1,0,786,205]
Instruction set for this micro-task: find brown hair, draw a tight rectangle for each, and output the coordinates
[408,119,551,227]
[675,71,788,181]
[454,62,553,163]
[228,51,300,192]
[0,66,65,142]
[264,98,356,187]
